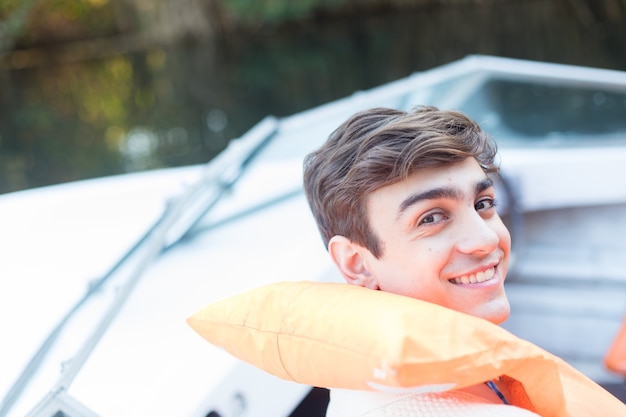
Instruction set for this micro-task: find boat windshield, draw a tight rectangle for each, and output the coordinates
[458,78,626,146]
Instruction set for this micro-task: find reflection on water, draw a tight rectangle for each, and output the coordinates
[1,1,625,194]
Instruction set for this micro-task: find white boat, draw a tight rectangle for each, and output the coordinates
[1,55,625,417]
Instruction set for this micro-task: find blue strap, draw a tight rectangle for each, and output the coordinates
[486,380,509,405]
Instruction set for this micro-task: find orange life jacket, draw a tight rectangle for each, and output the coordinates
[188,281,626,417]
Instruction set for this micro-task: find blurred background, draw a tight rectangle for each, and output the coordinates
[1,0,625,195]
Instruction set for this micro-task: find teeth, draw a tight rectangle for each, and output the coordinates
[450,267,495,285]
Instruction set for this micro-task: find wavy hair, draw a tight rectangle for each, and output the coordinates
[303,106,498,258]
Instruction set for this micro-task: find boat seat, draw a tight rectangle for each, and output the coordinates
[605,316,626,378]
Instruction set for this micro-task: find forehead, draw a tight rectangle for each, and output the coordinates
[366,158,491,216]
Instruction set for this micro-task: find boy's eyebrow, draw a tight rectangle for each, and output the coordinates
[475,177,495,194]
[397,177,494,218]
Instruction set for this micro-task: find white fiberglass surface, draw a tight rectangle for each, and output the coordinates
[65,160,334,417]
[0,166,203,417]
[0,152,336,416]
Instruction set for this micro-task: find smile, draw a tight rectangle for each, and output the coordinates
[449,267,496,285]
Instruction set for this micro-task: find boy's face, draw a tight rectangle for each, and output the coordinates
[360,157,511,324]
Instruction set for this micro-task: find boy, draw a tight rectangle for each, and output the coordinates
[303,105,538,415]
[188,104,626,416]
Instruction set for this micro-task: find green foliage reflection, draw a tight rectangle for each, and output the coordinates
[223,0,348,25]
[0,45,218,193]
[1,0,626,194]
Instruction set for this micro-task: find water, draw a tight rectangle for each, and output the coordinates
[1,0,625,194]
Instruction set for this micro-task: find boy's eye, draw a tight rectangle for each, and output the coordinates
[419,212,446,225]
[475,198,497,211]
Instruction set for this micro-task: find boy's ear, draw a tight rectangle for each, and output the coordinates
[328,235,379,290]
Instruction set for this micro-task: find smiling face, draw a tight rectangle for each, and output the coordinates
[329,157,511,324]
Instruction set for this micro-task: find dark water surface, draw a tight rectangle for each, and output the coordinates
[1,0,625,194]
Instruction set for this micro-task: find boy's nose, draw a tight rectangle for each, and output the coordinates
[455,211,500,255]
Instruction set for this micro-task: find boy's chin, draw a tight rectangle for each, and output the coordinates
[473,298,511,325]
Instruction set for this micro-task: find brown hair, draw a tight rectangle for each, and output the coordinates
[303,105,498,258]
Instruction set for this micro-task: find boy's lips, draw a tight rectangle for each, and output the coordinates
[449,265,497,285]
